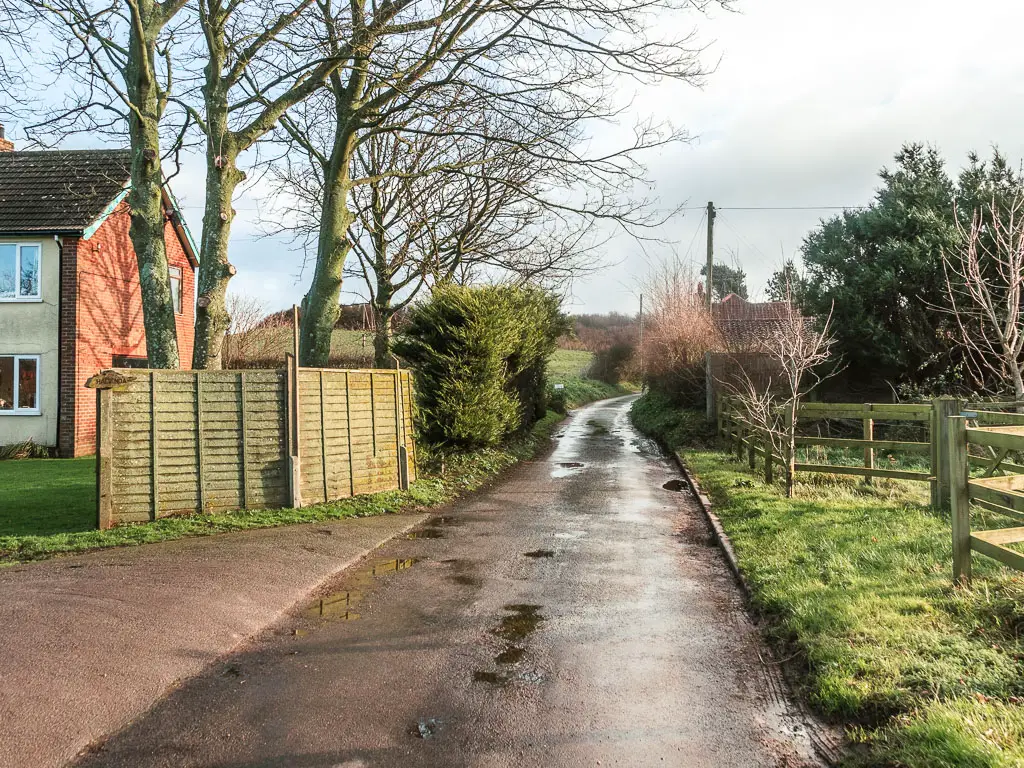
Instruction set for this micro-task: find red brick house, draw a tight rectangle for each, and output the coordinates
[0,135,198,456]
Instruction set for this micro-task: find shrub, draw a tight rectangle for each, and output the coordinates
[546,385,569,415]
[0,440,53,460]
[589,341,634,384]
[634,256,719,406]
[394,285,567,448]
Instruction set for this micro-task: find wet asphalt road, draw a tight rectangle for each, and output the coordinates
[75,396,821,768]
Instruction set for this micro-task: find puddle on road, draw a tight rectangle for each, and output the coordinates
[495,646,526,664]
[474,605,547,687]
[442,558,482,587]
[473,670,509,685]
[407,514,467,539]
[554,530,587,540]
[495,604,544,642]
[627,436,663,457]
[586,419,610,437]
[302,557,418,621]
[523,549,555,559]
[663,479,688,493]
[551,461,585,479]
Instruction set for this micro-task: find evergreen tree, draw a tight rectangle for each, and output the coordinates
[797,144,959,392]
[699,262,748,300]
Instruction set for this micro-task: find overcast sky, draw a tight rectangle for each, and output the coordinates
[19,0,1024,317]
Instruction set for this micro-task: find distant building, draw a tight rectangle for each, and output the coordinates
[0,129,199,456]
[711,293,796,352]
[706,293,807,417]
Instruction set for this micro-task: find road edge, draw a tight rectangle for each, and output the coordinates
[670,449,844,767]
[672,450,751,599]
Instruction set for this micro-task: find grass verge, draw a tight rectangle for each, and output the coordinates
[631,392,1024,768]
[547,348,631,407]
[0,411,564,566]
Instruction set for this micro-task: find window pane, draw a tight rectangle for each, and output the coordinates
[19,245,39,297]
[0,245,14,298]
[0,356,12,410]
[170,267,182,314]
[17,358,37,409]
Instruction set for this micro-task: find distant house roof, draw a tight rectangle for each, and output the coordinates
[0,148,197,266]
[712,293,797,349]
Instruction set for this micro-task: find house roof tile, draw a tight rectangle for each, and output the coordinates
[0,149,131,234]
[712,294,800,348]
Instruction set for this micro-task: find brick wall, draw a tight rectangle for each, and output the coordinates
[68,203,196,456]
[57,238,80,458]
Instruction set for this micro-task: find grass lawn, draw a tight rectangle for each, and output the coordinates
[0,457,96,536]
[631,392,1024,768]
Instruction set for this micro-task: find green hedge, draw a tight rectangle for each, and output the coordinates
[395,285,567,448]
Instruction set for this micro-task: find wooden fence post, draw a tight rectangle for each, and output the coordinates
[863,403,873,485]
[716,394,724,437]
[320,370,329,503]
[345,371,355,497]
[932,397,961,510]
[285,354,302,508]
[948,415,971,583]
[96,388,113,530]
[150,371,159,520]
[239,372,249,509]
[764,430,774,484]
[196,371,206,512]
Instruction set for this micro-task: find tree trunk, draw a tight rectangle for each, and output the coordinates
[191,44,241,369]
[1012,362,1024,414]
[125,2,179,368]
[372,308,394,368]
[299,134,356,367]
[371,228,396,368]
[785,403,796,498]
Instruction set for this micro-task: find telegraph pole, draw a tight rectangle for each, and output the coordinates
[705,201,715,309]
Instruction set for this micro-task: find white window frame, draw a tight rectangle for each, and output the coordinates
[169,265,183,315]
[0,354,42,415]
[0,242,43,302]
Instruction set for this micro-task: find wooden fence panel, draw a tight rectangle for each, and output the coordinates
[97,366,414,527]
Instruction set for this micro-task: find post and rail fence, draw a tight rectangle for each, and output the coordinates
[716,395,1024,581]
[92,366,417,529]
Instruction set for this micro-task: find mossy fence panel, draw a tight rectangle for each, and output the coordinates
[95,367,416,528]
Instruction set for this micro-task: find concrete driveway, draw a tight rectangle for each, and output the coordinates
[69,396,827,768]
[0,511,427,768]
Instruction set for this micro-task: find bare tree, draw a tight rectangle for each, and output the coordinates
[728,286,836,497]
[634,254,720,393]
[221,293,281,369]
[185,0,365,369]
[943,192,1024,407]
[26,0,194,367]
[267,0,725,366]
[272,103,601,366]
